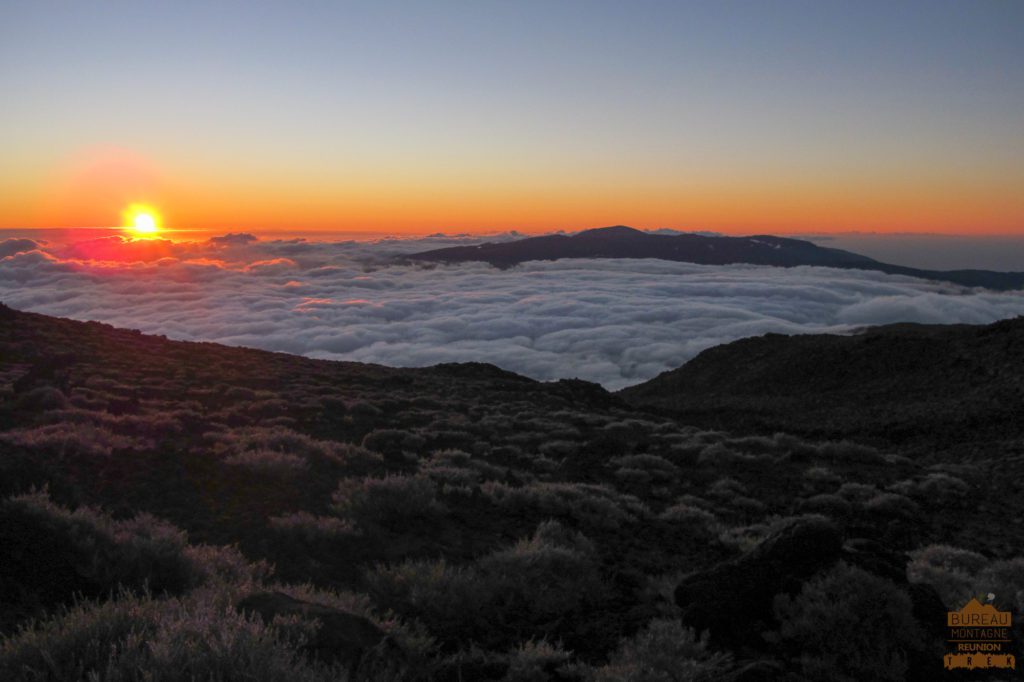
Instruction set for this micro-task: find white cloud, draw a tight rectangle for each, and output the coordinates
[2,233,1023,390]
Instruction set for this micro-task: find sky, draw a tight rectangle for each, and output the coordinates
[1,1,1023,235]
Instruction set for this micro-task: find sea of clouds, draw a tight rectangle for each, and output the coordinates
[2,231,1024,390]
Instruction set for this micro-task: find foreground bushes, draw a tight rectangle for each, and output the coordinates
[908,544,1024,612]
[773,563,923,682]
[366,521,605,648]
[332,474,446,532]
[586,620,732,682]
[0,491,267,624]
[0,492,194,604]
[481,481,647,531]
[0,592,345,682]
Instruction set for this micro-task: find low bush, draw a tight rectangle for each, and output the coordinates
[907,544,986,608]
[223,449,308,474]
[504,639,573,682]
[816,441,886,465]
[0,423,145,457]
[16,385,68,411]
[797,493,852,518]
[773,562,923,682]
[658,504,719,541]
[207,426,379,471]
[889,473,969,507]
[366,521,604,648]
[802,466,842,489]
[362,429,425,459]
[0,491,196,605]
[332,475,446,532]
[836,482,879,504]
[481,481,646,532]
[863,492,920,520]
[977,558,1024,613]
[584,620,732,682]
[610,454,678,482]
[0,592,343,682]
[908,545,1024,612]
[268,511,361,542]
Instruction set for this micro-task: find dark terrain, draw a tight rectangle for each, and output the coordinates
[1,302,1022,681]
[407,225,1024,290]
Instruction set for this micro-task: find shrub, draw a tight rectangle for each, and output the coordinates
[798,493,852,518]
[727,495,767,518]
[364,559,485,645]
[0,592,340,682]
[978,558,1024,613]
[349,400,383,422]
[362,429,425,459]
[367,522,603,648]
[181,544,272,590]
[0,423,145,457]
[707,477,746,499]
[207,426,379,470]
[504,640,573,682]
[863,492,920,519]
[836,482,878,504]
[419,449,505,484]
[264,583,438,668]
[481,481,646,531]
[16,385,68,411]
[906,544,991,609]
[610,454,678,481]
[698,443,748,465]
[538,440,578,458]
[223,449,308,474]
[477,524,603,631]
[802,466,841,488]
[769,432,819,460]
[816,441,885,465]
[889,473,969,507]
[0,491,196,604]
[773,562,923,682]
[718,514,828,553]
[658,504,719,541]
[419,464,480,491]
[586,620,732,682]
[332,475,446,532]
[614,467,652,487]
[268,511,361,542]
[665,443,703,467]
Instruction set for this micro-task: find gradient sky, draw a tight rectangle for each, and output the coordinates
[2,1,1022,235]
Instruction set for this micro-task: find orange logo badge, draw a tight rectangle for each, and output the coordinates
[944,598,1015,671]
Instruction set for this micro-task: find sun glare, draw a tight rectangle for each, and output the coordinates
[123,203,162,237]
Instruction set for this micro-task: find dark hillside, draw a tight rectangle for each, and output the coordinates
[1,302,1020,680]
[619,318,1024,456]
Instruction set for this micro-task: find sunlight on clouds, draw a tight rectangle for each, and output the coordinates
[2,234,1024,390]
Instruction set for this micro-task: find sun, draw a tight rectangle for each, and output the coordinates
[122,203,162,237]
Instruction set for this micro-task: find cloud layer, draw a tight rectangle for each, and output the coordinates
[3,232,1023,390]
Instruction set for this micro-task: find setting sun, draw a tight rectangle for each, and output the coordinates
[123,203,161,237]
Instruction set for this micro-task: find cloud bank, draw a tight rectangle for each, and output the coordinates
[2,232,1023,390]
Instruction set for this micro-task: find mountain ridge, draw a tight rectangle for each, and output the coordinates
[407,225,1024,290]
[620,316,1024,455]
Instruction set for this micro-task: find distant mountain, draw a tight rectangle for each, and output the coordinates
[407,225,1024,290]
[619,316,1024,454]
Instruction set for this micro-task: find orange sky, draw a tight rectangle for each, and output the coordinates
[2,3,1022,236]
[3,142,1022,236]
